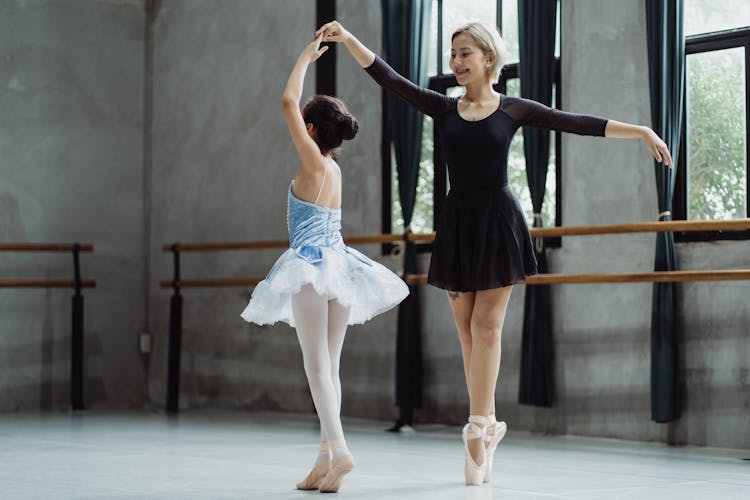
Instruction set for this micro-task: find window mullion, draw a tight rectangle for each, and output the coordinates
[746,42,750,217]
[496,0,502,32]
[437,0,443,75]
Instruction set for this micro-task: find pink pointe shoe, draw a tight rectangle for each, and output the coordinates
[296,460,331,490]
[318,453,355,493]
[483,417,507,483]
[462,416,488,485]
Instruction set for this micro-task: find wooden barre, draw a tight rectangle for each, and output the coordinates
[162,240,290,252]
[0,279,97,288]
[160,270,750,289]
[161,219,750,252]
[160,278,263,288]
[406,271,750,285]
[162,235,405,252]
[0,243,94,252]
[530,219,750,237]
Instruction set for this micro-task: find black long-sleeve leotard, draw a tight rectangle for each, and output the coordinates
[365,56,608,290]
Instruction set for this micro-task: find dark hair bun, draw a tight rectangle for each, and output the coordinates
[337,114,358,141]
[302,95,359,155]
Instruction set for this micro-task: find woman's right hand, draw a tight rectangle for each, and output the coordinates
[316,20,374,68]
[315,21,351,43]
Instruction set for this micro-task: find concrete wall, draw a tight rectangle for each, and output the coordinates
[549,0,748,449]
[147,0,400,417]
[147,0,313,411]
[0,0,147,410]
[1,0,746,449]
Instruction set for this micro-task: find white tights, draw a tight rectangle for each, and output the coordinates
[291,284,351,462]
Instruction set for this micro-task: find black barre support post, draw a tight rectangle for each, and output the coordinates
[166,243,183,414]
[71,243,84,411]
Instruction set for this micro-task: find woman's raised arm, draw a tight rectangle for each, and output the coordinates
[316,21,375,68]
[316,21,451,117]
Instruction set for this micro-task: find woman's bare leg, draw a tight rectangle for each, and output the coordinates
[446,290,476,394]
[462,286,512,464]
[469,286,511,414]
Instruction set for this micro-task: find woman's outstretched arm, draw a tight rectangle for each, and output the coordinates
[604,120,673,168]
[281,35,329,171]
[508,97,673,168]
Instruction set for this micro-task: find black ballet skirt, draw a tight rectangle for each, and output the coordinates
[365,57,608,291]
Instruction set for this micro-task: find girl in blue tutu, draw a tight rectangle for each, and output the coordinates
[241,35,408,493]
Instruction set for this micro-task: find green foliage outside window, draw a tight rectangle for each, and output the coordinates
[686,48,747,220]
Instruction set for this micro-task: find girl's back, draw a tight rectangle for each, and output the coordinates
[292,157,342,210]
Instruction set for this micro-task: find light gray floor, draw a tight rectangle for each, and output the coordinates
[0,410,748,499]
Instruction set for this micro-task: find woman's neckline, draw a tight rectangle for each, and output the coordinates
[455,94,504,123]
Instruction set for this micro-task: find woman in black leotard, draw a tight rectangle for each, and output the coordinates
[316,20,672,486]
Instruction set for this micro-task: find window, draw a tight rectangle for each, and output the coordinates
[386,0,562,249]
[674,1,750,241]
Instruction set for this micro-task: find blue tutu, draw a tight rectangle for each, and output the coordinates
[241,183,409,327]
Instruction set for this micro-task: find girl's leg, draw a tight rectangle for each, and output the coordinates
[317,298,355,493]
[327,300,350,411]
[324,298,350,460]
[291,285,348,455]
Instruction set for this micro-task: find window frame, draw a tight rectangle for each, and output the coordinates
[674,26,750,242]
[381,0,563,252]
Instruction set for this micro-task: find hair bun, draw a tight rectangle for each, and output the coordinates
[302,95,358,155]
[337,114,358,140]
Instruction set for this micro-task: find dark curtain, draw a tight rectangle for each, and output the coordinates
[382,0,431,426]
[645,0,684,423]
[517,0,558,407]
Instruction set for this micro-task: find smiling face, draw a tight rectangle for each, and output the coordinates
[450,33,493,86]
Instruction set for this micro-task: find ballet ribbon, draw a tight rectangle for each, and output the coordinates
[294,245,324,264]
[533,212,544,253]
[292,245,373,267]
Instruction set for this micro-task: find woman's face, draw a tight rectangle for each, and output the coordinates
[449,33,490,85]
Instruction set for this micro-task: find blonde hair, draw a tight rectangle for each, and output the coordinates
[451,22,508,81]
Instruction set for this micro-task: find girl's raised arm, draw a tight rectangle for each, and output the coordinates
[281,35,329,172]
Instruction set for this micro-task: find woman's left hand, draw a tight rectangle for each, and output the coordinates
[642,127,673,168]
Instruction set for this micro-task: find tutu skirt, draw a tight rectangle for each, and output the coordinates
[241,245,409,327]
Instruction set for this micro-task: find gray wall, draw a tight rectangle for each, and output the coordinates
[547,0,748,449]
[147,0,316,411]
[0,0,147,410]
[147,0,400,417]
[1,0,747,449]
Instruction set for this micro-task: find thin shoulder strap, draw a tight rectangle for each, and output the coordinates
[313,162,329,206]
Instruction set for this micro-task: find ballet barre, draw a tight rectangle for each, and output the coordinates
[159,218,750,413]
[161,219,750,254]
[160,219,750,288]
[0,243,96,411]
[405,270,750,286]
